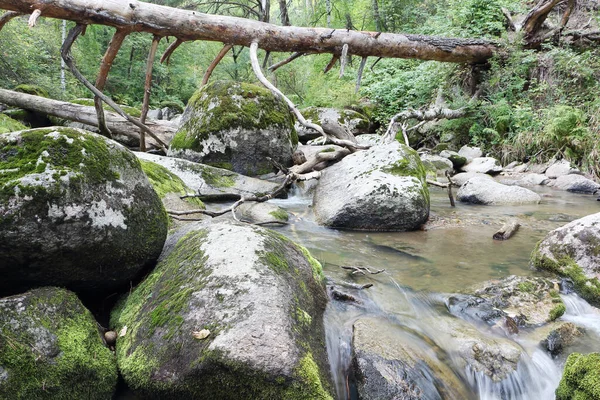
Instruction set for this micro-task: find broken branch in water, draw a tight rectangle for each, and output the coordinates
[493,219,520,240]
[341,266,385,275]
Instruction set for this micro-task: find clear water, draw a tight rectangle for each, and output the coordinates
[271,183,600,400]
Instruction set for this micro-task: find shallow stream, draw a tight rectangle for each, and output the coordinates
[272,184,600,400]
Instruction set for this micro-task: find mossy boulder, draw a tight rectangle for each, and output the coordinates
[532,212,600,306]
[313,142,430,231]
[352,317,470,400]
[140,159,205,210]
[168,81,297,176]
[135,152,282,199]
[111,221,332,399]
[556,352,600,400]
[0,287,117,399]
[14,84,49,98]
[0,114,27,134]
[0,127,168,297]
[235,202,289,224]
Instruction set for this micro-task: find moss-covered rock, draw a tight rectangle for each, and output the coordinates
[111,221,332,399]
[313,142,430,231]
[0,114,27,134]
[140,159,205,209]
[235,202,289,224]
[69,98,142,118]
[0,287,117,399]
[556,352,600,400]
[168,81,296,176]
[14,84,49,98]
[0,127,168,297]
[532,212,600,306]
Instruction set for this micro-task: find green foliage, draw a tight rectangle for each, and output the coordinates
[0,114,27,133]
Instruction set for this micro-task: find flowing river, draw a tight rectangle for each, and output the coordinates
[272,184,600,400]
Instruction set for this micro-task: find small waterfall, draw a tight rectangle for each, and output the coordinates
[468,350,560,400]
[562,293,600,336]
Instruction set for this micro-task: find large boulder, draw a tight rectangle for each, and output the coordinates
[556,352,600,400]
[457,176,542,205]
[352,318,470,400]
[545,159,581,179]
[458,145,483,163]
[313,142,430,231]
[296,107,371,142]
[532,212,600,306]
[439,150,467,169]
[0,128,168,296]
[420,154,453,176]
[0,113,27,134]
[111,221,332,399]
[461,157,503,174]
[0,287,117,399]
[136,152,281,198]
[168,81,297,176]
[451,171,493,187]
[553,174,600,194]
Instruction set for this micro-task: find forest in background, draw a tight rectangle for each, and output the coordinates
[0,0,599,176]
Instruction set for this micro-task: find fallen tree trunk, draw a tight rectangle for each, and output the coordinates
[0,0,496,64]
[493,220,520,240]
[0,88,176,147]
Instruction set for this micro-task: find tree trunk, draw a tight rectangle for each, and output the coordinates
[0,88,176,148]
[0,0,496,63]
[279,0,290,26]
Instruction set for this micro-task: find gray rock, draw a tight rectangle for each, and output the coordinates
[352,318,470,400]
[355,134,384,146]
[161,106,177,121]
[461,157,503,174]
[499,173,550,187]
[135,152,281,199]
[458,176,542,205]
[528,163,549,174]
[554,174,600,194]
[420,154,453,175]
[0,287,117,399]
[296,107,371,142]
[513,163,529,173]
[146,109,162,120]
[235,202,289,224]
[313,142,430,231]
[168,81,296,176]
[111,221,332,399]
[458,145,483,163]
[545,159,581,179]
[0,128,168,296]
[439,150,467,169]
[540,323,584,357]
[532,212,600,306]
[451,172,493,187]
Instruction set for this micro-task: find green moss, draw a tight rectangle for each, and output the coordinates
[296,245,326,283]
[140,160,205,208]
[0,114,27,134]
[159,100,184,113]
[2,109,29,121]
[549,303,566,321]
[200,167,236,188]
[0,288,117,399]
[170,81,295,152]
[0,128,127,203]
[14,84,49,98]
[69,98,141,118]
[319,147,336,153]
[295,308,312,327]
[264,250,290,274]
[269,209,289,222]
[556,353,600,400]
[518,282,535,293]
[532,243,600,307]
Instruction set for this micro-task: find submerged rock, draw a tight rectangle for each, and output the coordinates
[457,176,542,205]
[313,142,430,231]
[0,127,168,296]
[556,352,600,400]
[111,221,332,399]
[532,212,600,306]
[0,287,117,399]
[168,81,297,176]
[352,318,470,400]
